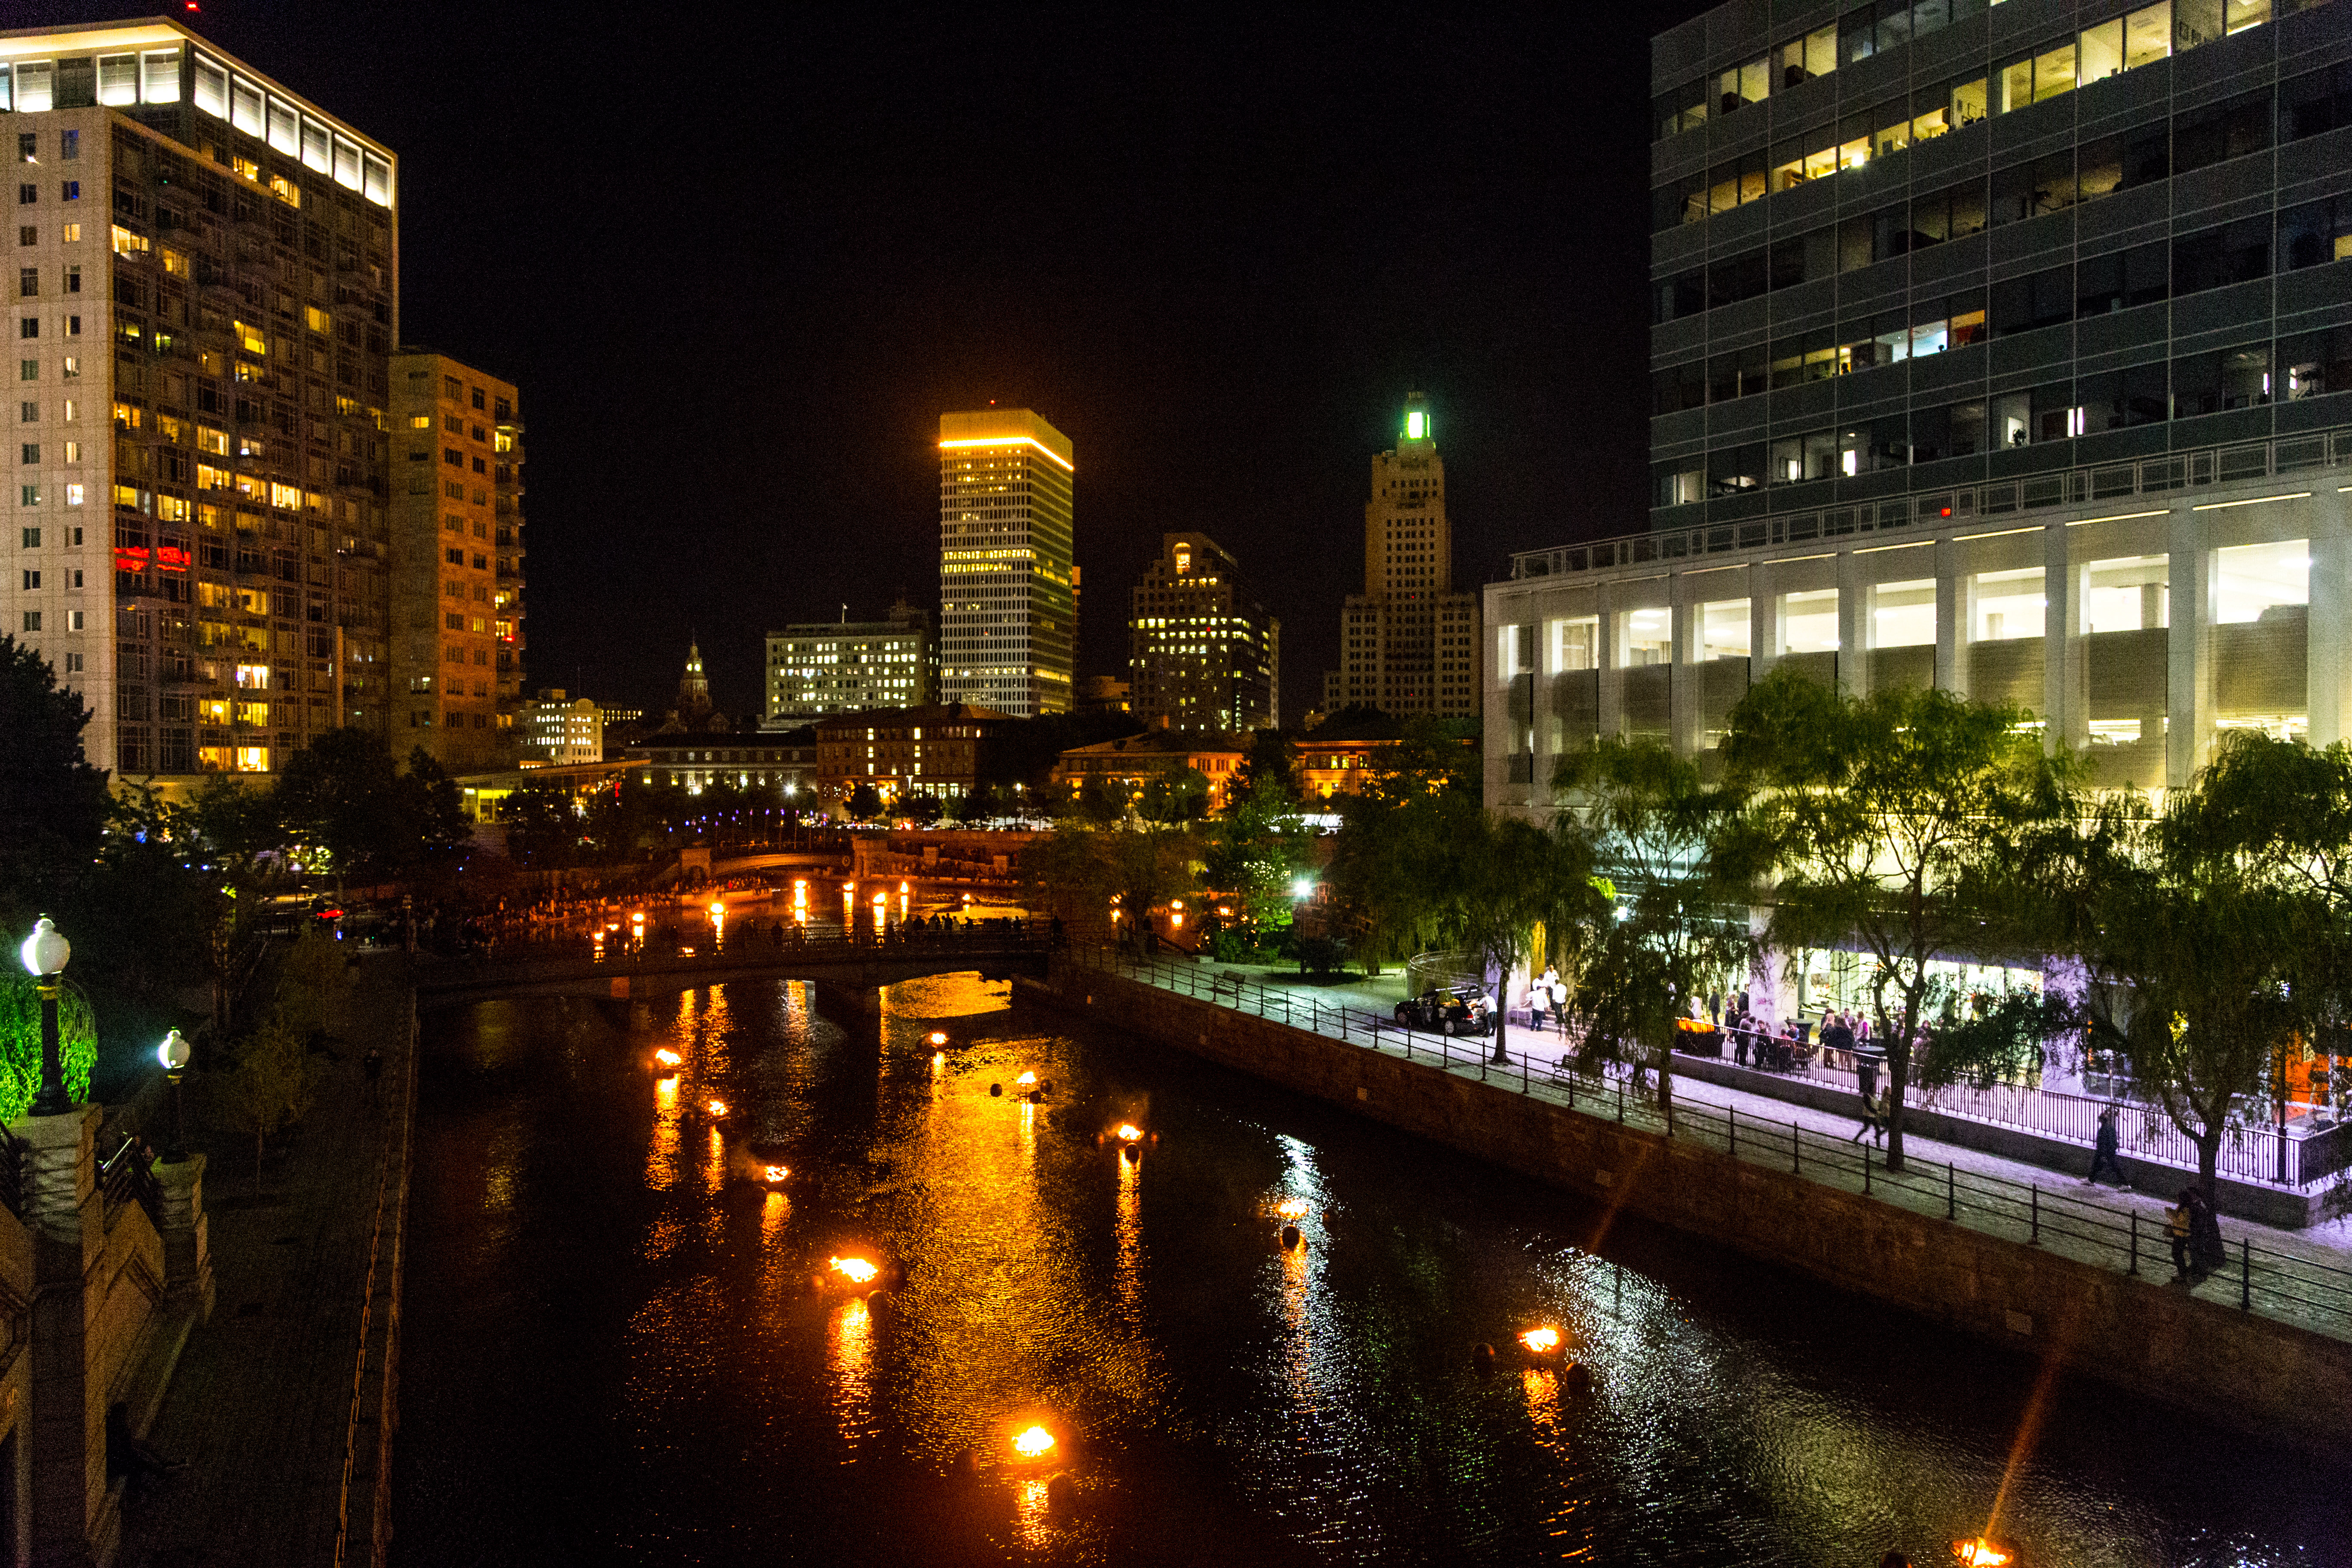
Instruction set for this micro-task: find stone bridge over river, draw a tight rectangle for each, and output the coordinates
[412,929,1055,1009]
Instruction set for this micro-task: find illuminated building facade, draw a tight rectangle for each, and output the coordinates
[813,702,1009,804]
[764,598,933,726]
[515,689,599,766]
[1,19,398,784]
[938,408,1075,717]
[1049,729,1246,811]
[1128,533,1278,732]
[389,350,521,769]
[1487,0,2352,813]
[1322,395,1480,717]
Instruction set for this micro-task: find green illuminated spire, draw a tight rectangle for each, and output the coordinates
[1402,392,1431,444]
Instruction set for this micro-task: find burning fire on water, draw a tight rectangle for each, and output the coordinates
[1115,1124,1143,1142]
[829,1256,880,1285]
[1011,1425,1055,1459]
[1519,1326,1562,1355]
[653,1049,681,1068]
[763,1165,789,1184]
[707,1099,728,1118]
[1952,1540,2014,1568]
[1274,1197,1310,1219]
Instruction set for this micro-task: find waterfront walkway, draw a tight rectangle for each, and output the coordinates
[114,951,413,1568]
[1065,947,2352,1345]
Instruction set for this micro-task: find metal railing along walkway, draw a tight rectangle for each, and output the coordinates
[1065,944,2352,1344]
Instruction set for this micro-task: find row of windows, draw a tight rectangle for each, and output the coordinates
[1656,207,2349,415]
[1657,0,2004,138]
[1655,21,2346,235]
[1656,328,2352,502]
[1657,165,2348,329]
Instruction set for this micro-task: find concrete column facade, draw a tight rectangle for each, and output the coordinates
[1935,537,1964,695]
[1750,563,1777,683]
[2309,507,2350,748]
[1836,551,1865,698]
[2168,514,2214,787]
[16,1106,102,1568]
[1669,571,1701,755]
[1595,580,1622,741]
[2042,523,2091,753]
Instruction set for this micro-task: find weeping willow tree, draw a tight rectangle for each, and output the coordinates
[0,974,98,1121]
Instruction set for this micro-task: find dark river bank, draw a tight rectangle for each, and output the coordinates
[392,974,2347,1566]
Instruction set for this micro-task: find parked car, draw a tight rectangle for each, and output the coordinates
[1392,986,1492,1037]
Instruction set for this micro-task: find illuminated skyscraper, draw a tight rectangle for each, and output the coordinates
[0,19,399,783]
[1128,533,1278,733]
[1322,394,1480,717]
[937,408,1075,717]
[389,350,522,770]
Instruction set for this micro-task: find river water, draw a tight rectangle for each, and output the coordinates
[393,973,2346,1566]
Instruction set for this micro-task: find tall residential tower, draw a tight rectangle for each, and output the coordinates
[389,350,522,770]
[938,408,1075,717]
[1128,532,1279,732]
[1323,395,1480,717]
[2,19,398,784]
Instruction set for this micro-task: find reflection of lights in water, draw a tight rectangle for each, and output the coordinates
[704,1127,727,1195]
[1020,1100,1036,1163]
[829,1256,879,1285]
[646,1073,681,1191]
[830,1296,876,1457]
[1012,1424,1055,1458]
[1115,1150,1142,1320]
[1015,1476,1052,1545]
[1523,1367,1560,1441]
[931,1052,946,1072]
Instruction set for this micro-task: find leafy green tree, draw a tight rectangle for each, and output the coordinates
[502,784,583,868]
[225,1013,317,1182]
[2056,734,2348,1203]
[0,634,110,918]
[846,783,884,821]
[1138,766,1210,824]
[272,729,469,882]
[1555,738,1754,1118]
[1232,729,1298,807]
[1446,812,1601,1065]
[1723,668,2075,1170]
[1324,717,1482,973]
[1074,775,1129,825]
[1202,775,1315,951]
[902,792,944,826]
[0,973,97,1120]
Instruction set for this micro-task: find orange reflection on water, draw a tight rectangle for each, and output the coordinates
[1524,1366,1562,1443]
[1114,1150,1142,1321]
[646,1072,681,1191]
[830,1295,877,1460]
[1015,1476,1052,1547]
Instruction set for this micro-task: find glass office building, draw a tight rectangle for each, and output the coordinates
[1484,0,2352,809]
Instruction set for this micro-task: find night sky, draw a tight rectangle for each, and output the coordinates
[24,0,1715,723]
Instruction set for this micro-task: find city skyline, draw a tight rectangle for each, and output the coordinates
[0,0,1713,730]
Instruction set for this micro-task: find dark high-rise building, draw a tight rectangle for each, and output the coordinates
[1484,0,2352,814]
[1127,533,1279,732]
[2,19,399,785]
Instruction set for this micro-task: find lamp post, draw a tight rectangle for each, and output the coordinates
[18,916,74,1116]
[157,1029,191,1163]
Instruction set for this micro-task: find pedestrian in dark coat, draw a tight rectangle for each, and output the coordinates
[2087,1106,2127,1186]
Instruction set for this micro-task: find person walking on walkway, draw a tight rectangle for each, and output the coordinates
[2166,1190,2195,1283]
[1850,1081,1885,1145]
[2087,1105,2127,1186]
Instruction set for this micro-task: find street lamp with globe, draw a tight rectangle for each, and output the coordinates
[157,1029,192,1163]
[18,916,74,1116]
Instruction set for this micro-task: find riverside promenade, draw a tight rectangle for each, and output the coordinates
[113,951,416,1568]
[1028,946,2352,1458]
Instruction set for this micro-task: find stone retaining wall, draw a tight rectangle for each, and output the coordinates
[1022,963,2352,1463]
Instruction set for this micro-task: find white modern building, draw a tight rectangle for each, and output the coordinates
[764,600,932,726]
[516,689,600,766]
